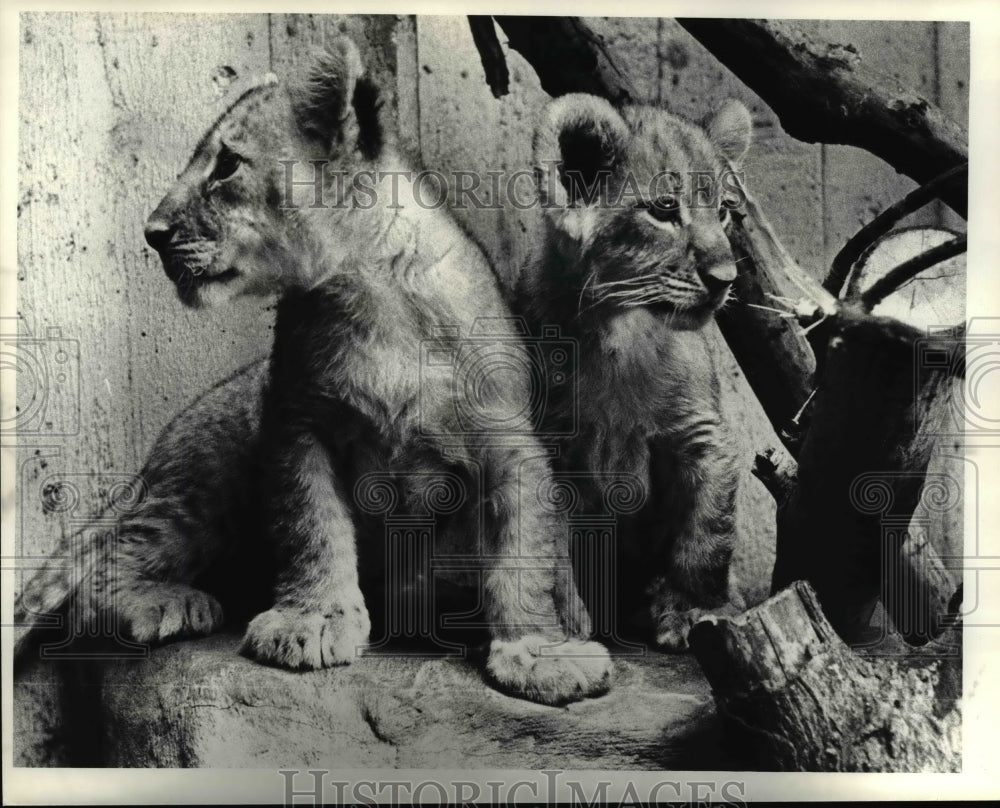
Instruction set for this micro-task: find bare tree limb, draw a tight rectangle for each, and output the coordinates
[676,18,968,217]
[721,187,837,451]
[825,163,968,297]
[858,236,967,312]
[751,446,798,506]
[493,17,637,104]
[468,17,510,98]
[770,310,961,645]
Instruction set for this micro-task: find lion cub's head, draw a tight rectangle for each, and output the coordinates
[531,94,752,329]
[144,38,382,308]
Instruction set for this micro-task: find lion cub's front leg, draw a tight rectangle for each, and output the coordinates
[648,418,743,652]
[479,444,612,705]
[241,429,370,669]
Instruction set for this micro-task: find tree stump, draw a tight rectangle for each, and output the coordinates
[689,581,961,772]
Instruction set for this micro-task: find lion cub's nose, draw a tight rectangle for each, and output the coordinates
[144,217,177,252]
[700,262,737,293]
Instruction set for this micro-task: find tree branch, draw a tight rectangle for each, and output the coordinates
[720,188,836,451]
[676,19,968,217]
[770,310,961,645]
[468,17,510,98]
[824,163,967,297]
[752,446,798,506]
[493,16,637,104]
[858,235,967,312]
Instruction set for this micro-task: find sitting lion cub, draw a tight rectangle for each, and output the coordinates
[18,40,610,706]
[518,94,751,650]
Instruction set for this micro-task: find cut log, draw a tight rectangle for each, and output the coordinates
[689,581,961,772]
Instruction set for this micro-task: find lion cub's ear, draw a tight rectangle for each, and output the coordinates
[704,99,752,164]
[288,37,365,154]
[534,94,630,213]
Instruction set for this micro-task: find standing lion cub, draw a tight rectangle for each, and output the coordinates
[16,40,610,706]
[518,93,752,649]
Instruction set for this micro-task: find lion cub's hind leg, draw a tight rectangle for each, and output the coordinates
[114,581,225,644]
[100,502,230,645]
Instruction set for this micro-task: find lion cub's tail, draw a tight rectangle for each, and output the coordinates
[13,524,102,663]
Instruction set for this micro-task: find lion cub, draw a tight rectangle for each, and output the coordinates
[518,94,752,650]
[18,40,611,707]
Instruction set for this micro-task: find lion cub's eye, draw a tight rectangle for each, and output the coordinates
[638,195,680,224]
[211,144,243,183]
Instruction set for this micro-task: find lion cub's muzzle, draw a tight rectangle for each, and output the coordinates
[145,214,228,303]
[144,215,175,254]
[698,261,737,296]
[144,217,188,283]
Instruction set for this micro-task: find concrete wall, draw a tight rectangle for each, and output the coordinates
[14,15,968,601]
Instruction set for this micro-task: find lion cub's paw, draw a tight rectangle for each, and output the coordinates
[652,590,745,652]
[486,635,612,705]
[118,583,224,644]
[241,603,371,670]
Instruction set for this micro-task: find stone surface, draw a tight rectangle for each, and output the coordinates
[15,633,733,769]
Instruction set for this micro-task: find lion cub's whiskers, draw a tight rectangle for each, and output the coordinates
[577,270,598,315]
[746,302,797,318]
[589,273,661,291]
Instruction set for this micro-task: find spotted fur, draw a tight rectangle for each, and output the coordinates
[518,94,752,650]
